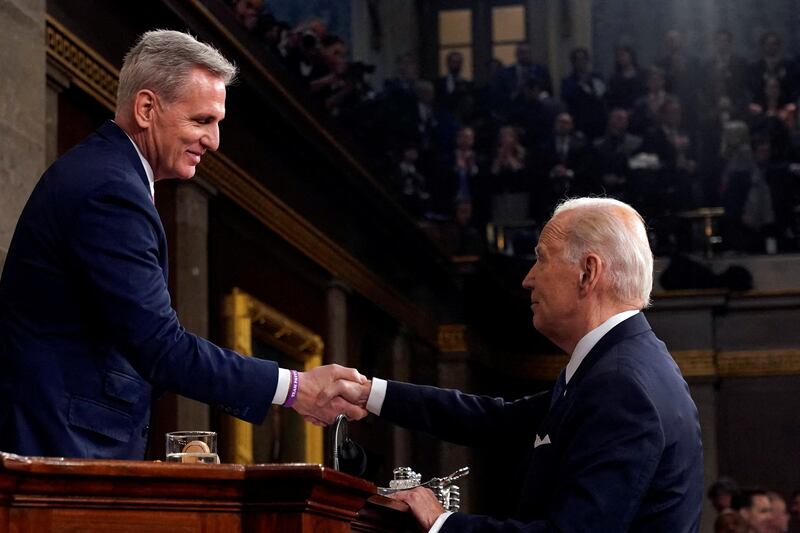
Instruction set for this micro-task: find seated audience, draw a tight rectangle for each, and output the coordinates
[224,1,800,260]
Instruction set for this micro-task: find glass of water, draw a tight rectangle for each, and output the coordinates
[165,431,220,464]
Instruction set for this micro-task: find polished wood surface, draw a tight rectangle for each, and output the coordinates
[0,453,417,532]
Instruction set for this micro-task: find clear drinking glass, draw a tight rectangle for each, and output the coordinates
[165,431,220,464]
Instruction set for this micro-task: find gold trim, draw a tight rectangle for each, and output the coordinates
[45,16,438,345]
[516,349,800,381]
[437,325,468,353]
[717,349,800,377]
[672,350,716,378]
[222,288,324,464]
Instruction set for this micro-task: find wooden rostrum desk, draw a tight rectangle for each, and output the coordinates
[0,453,418,532]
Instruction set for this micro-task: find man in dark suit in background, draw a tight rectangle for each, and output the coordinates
[0,30,365,460]
[325,197,703,532]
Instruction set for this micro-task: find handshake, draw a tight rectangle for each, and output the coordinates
[289,364,373,426]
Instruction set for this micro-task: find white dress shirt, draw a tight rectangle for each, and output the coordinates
[367,310,640,532]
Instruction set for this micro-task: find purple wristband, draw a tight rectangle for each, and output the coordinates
[283,370,299,407]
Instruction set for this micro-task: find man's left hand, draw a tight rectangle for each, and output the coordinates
[389,487,445,530]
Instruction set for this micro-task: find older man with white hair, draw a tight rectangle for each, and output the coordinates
[324,197,704,532]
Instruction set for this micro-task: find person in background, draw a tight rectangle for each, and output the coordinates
[766,491,791,533]
[436,50,473,113]
[733,489,774,533]
[560,47,607,140]
[607,45,646,111]
[709,477,742,514]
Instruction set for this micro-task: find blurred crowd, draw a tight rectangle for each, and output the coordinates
[228,0,800,258]
[708,477,799,533]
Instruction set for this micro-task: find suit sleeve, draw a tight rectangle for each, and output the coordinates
[437,370,663,533]
[67,179,277,423]
[380,380,550,448]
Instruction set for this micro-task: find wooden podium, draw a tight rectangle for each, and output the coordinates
[0,453,418,532]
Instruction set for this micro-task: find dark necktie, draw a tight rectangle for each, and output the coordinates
[550,368,567,408]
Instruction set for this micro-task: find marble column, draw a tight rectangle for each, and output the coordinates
[0,0,46,273]
[171,180,214,430]
[326,279,351,366]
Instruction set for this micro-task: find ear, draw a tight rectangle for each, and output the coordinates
[132,89,157,130]
[578,253,601,294]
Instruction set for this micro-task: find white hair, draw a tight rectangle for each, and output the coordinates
[116,30,237,112]
[552,197,653,308]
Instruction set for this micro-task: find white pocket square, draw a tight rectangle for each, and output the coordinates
[534,434,551,448]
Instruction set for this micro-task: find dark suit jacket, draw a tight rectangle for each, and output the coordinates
[0,121,278,459]
[380,313,703,532]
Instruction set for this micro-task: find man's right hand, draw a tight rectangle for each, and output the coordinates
[292,365,369,425]
[315,375,373,422]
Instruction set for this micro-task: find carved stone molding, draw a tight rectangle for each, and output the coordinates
[46,17,117,111]
[717,349,800,377]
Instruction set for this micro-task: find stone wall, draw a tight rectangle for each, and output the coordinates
[0,0,45,273]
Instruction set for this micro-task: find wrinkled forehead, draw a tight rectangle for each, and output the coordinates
[538,212,571,249]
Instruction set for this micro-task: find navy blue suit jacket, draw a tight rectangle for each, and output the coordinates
[0,121,278,459]
[381,313,703,532]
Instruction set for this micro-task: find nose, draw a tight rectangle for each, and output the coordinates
[201,124,220,152]
[522,263,536,290]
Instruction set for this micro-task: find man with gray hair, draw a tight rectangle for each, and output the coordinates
[322,197,704,532]
[0,30,365,459]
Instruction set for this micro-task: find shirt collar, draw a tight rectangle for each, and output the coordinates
[117,123,155,200]
[565,310,639,383]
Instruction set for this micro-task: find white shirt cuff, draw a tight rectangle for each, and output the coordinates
[366,377,388,415]
[428,511,453,533]
[272,368,291,404]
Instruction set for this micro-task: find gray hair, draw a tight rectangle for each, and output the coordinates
[116,30,237,112]
[552,197,653,308]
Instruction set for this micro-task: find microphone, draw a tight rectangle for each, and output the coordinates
[330,414,367,477]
